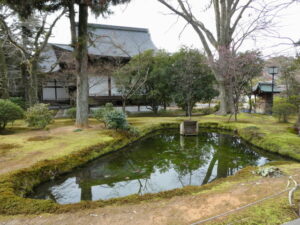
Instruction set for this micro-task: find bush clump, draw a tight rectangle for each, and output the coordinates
[66,107,76,120]
[0,99,24,130]
[25,104,53,129]
[103,110,128,130]
[9,97,27,109]
[273,98,297,123]
[93,103,114,125]
[93,103,139,135]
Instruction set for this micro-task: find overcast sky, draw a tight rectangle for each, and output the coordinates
[50,0,300,58]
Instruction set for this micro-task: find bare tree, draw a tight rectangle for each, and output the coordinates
[0,8,66,106]
[214,49,264,121]
[114,51,150,113]
[157,0,279,115]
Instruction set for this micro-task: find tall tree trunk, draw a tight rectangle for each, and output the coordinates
[248,94,252,113]
[234,109,238,121]
[187,100,192,120]
[75,3,89,128]
[185,105,188,117]
[122,98,126,113]
[67,1,77,108]
[27,60,39,106]
[218,81,227,115]
[217,80,233,115]
[214,48,234,115]
[227,78,235,113]
[21,62,29,102]
[20,16,31,104]
[0,43,9,99]
[153,104,159,114]
[68,1,77,47]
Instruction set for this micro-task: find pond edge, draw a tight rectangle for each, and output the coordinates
[0,121,296,215]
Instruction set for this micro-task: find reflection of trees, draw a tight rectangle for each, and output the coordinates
[202,133,262,184]
[35,130,279,203]
[73,131,214,199]
[202,155,217,185]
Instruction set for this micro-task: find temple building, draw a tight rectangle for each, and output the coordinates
[41,23,157,106]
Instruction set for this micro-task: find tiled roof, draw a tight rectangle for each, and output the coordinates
[52,23,157,58]
[41,24,157,72]
[252,82,282,94]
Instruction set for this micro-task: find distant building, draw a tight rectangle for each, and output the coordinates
[252,82,284,114]
[41,23,157,106]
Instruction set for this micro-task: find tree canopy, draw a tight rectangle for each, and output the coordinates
[115,48,219,116]
[171,48,218,117]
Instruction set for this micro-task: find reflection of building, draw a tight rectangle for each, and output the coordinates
[252,82,283,114]
[41,23,157,106]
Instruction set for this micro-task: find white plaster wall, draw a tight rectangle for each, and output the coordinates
[111,77,121,96]
[89,76,109,96]
[90,106,161,113]
[43,88,55,100]
[42,88,69,100]
[56,88,69,100]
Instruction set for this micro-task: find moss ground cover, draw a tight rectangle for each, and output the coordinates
[0,113,299,221]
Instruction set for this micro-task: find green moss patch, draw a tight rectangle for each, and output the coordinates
[0,115,299,217]
[0,123,180,215]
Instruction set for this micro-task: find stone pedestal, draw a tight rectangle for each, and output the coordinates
[180,120,199,136]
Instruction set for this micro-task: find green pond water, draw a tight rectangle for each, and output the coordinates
[30,130,285,204]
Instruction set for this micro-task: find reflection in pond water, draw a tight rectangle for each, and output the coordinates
[30,130,284,204]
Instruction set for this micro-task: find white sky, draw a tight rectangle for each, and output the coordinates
[50,0,300,58]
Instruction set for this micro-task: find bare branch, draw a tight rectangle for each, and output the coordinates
[35,9,67,59]
[0,15,27,57]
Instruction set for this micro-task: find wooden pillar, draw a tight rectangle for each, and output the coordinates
[108,75,112,97]
[54,79,58,101]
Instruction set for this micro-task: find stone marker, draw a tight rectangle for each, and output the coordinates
[180,120,199,136]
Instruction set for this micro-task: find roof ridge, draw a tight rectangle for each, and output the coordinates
[75,22,149,33]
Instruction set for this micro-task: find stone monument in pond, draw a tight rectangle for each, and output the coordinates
[180,120,199,136]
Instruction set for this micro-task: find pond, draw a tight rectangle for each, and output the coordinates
[30,130,285,204]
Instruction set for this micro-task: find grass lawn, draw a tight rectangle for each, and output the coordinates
[1,113,299,176]
[0,113,300,224]
[0,116,181,175]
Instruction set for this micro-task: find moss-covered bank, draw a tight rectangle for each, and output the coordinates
[198,121,300,161]
[0,115,299,216]
[0,123,179,215]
